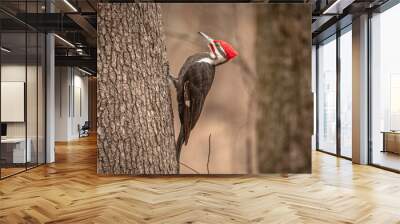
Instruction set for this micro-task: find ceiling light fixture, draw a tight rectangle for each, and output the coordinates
[54,34,75,48]
[1,47,11,53]
[78,67,94,76]
[63,0,78,12]
[322,0,354,15]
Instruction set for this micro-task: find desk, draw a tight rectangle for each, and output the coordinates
[1,138,31,163]
[382,131,400,154]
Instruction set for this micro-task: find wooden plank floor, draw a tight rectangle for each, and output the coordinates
[1,135,400,224]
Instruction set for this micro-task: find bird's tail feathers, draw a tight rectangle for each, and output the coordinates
[176,126,185,163]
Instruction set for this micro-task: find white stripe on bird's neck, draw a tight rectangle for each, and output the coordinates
[197,57,214,65]
[196,47,226,65]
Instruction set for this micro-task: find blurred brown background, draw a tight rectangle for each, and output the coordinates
[162,4,311,174]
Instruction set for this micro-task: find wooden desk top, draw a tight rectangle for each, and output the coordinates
[1,138,29,143]
[381,131,400,134]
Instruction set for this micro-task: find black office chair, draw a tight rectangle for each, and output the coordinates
[79,121,90,138]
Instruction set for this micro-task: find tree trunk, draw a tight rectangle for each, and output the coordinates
[255,4,312,173]
[97,3,177,175]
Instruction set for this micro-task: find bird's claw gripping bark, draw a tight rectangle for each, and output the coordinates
[167,74,179,89]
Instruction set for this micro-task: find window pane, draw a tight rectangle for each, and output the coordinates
[318,36,337,154]
[340,28,352,158]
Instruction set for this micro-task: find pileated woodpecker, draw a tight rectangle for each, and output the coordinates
[170,32,238,163]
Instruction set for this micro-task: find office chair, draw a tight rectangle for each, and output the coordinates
[79,121,90,138]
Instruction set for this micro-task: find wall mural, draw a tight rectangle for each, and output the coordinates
[97,3,312,175]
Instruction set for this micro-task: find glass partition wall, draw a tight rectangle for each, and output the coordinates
[316,26,352,159]
[370,2,400,171]
[0,1,46,179]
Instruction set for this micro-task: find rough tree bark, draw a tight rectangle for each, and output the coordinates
[256,4,312,173]
[97,3,177,175]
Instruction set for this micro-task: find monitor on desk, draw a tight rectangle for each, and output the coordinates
[1,123,7,138]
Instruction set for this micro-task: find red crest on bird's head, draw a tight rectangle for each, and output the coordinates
[199,32,238,62]
[213,40,238,61]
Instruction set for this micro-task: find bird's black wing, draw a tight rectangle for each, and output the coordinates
[182,80,204,145]
[179,63,214,145]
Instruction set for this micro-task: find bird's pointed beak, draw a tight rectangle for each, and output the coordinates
[199,32,213,44]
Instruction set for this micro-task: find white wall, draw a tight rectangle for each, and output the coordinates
[55,66,70,141]
[71,72,89,138]
[1,64,25,81]
[55,67,89,141]
[1,82,25,122]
